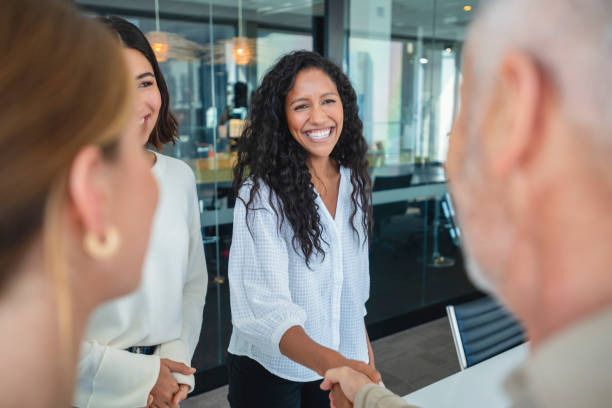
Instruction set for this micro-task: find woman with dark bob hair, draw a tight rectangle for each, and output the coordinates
[228,50,381,407]
[74,16,207,408]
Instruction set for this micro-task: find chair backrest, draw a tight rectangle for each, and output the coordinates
[441,193,461,247]
[446,296,525,370]
[372,173,413,191]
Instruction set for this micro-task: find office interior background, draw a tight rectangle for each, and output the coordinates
[76,0,483,395]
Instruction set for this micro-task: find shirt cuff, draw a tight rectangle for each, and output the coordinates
[157,340,196,393]
[271,316,307,357]
[172,373,195,393]
[355,383,417,408]
[355,383,379,407]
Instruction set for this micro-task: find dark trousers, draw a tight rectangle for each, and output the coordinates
[227,353,330,408]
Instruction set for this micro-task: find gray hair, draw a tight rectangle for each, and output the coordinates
[465,0,612,148]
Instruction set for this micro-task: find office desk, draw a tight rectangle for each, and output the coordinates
[199,182,448,227]
[403,343,529,408]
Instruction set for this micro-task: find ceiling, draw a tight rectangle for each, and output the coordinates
[77,0,481,40]
[391,0,482,40]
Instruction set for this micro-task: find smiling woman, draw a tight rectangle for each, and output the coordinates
[73,16,208,408]
[285,68,344,170]
[99,17,178,154]
[227,51,377,408]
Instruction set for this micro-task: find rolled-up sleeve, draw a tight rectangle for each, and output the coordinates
[228,184,307,357]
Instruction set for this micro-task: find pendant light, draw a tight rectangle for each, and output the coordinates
[232,0,253,65]
[146,0,205,62]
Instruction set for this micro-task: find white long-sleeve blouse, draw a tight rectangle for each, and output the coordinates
[228,166,370,382]
[74,152,207,408]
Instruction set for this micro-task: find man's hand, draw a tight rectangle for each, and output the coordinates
[321,366,373,403]
[150,359,195,407]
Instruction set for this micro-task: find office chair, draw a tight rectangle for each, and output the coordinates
[372,174,414,252]
[446,296,526,370]
[441,193,460,247]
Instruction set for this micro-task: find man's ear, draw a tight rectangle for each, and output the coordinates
[485,51,543,177]
[67,146,109,238]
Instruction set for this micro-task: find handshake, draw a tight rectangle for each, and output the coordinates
[320,361,382,408]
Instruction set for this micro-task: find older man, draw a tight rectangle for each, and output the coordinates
[321,0,612,407]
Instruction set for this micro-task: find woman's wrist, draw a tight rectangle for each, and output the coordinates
[318,348,346,376]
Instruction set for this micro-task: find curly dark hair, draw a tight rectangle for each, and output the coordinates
[233,50,373,265]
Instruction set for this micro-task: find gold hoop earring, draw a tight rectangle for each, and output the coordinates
[83,226,121,259]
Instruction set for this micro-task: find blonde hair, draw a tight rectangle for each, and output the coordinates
[0,0,132,390]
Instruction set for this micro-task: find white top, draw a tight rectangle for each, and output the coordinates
[228,166,370,382]
[74,152,207,408]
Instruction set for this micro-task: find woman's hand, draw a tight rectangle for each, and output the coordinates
[146,382,190,407]
[171,384,190,406]
[322,327,380,384]
[330,383,353,408]
[346,358,381,383]
[149,359,195,407]
[278,325,381,386]
[149,362,178,407]
[324,351,381,384]
[321,366,373,402]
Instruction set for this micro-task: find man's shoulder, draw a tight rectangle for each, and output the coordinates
[508,306,612,408]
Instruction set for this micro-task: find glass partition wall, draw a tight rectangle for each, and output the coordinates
[346,0,482,336]
[76,0,481,395]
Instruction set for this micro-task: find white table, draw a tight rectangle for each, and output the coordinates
[403,343,529,408]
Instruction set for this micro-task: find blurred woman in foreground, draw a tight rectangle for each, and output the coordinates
[0,0,157,406]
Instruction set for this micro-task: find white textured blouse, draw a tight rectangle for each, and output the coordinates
[228,166,370,382]
[74,152,207,408]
